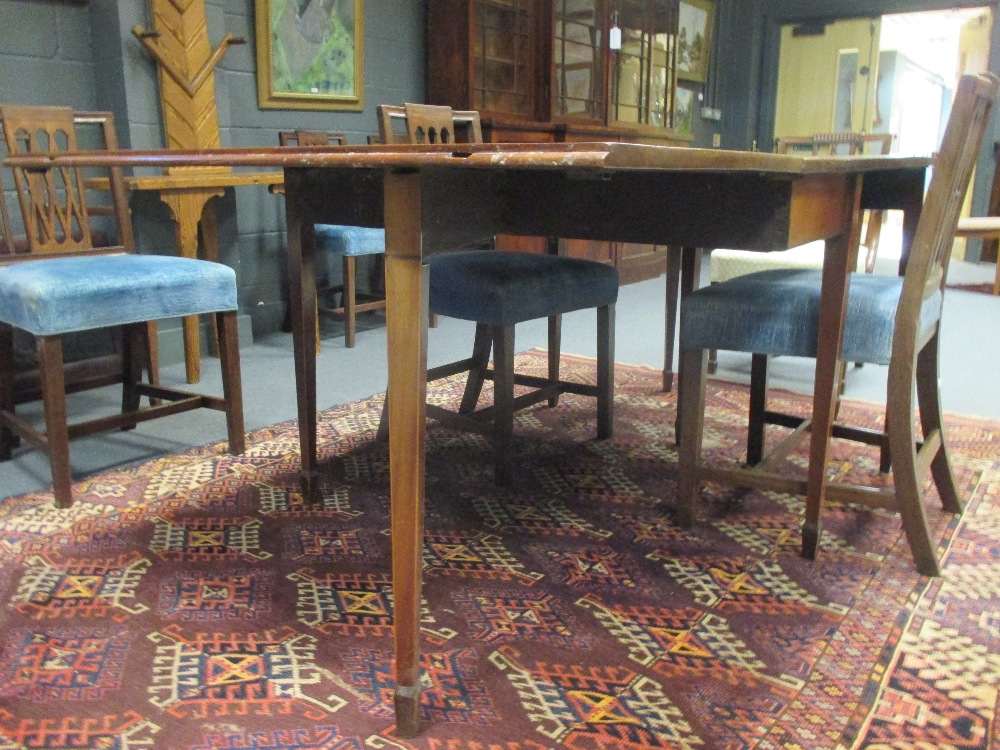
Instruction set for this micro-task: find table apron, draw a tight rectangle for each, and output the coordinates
[287,166,893,253]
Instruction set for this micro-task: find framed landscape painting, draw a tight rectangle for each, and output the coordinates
[256,0,364,111]
[677,0,714,82]
[674,83,695,135]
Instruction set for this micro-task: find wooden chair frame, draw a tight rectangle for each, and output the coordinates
[375,103,614,483]
[677,74,998,576]
[277,130,385,349]
[0,104,246,507]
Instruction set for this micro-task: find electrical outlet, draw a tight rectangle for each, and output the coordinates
[712,133,722,147]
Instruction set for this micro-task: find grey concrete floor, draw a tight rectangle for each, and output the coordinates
[2,256,998,502]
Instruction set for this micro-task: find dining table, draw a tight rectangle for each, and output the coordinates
[6,141,930,737]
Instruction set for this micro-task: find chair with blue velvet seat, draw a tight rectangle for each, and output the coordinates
[0,104,245,508]
[675,73,998,576]
[376,103,619,483]
[705,132,894,376]
[277,130,385,348]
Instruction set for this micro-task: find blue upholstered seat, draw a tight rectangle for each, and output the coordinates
[428,250,620,325]
[681,268,942,366]
[314,225,385,256]
[0,255,238,336]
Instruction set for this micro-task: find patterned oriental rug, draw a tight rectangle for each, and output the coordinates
[0,352,997,750]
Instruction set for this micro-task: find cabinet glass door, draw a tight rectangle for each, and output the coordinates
[554,0,606,120]
[610,0,678,129]
[473,0,535,116]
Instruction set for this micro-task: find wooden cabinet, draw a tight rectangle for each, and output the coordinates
[428,0,692,282]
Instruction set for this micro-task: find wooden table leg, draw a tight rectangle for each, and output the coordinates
[383,170,429,739]
[803,177,862,559]
[673,247,701,442]
[161,187,224,383]
[284,172,320,503]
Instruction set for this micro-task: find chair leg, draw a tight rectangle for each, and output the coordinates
[863,209,884,274]
[459,323,493,414]
[747,353,768,466]
[676,346,708,527]
[216,311,246,455]
[886,350,941,577]
[376,395,389,442]
[343,255,357,348]
[121,323,145,427]
[916,332,963,514]
[707,348,718,375]
[547,313,562,407]
[0,324,15,460]
[491,325,515,485]
[37,336,73,508]
[314,296,321,356]
[596,304,614,439]
[145,320,160,405]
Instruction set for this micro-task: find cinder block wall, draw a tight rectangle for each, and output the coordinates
[0,0,426,364]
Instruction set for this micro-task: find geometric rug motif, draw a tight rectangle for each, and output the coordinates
[147,625,347,720]
[287,569,457,644]
[12,552,151,621]
[0,352,997,749]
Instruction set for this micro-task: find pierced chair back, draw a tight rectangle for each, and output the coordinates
[777,132,893,157]
[1,105,133,257]
[277,130,346,148]
[900,74,996,330]
[377,104,483,145]
[0,159,16,256]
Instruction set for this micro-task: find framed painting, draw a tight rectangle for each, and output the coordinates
[255,0,364,111]
[677,0,714,82]
[674,83,695,136]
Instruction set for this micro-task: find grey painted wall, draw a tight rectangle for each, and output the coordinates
[0,0,426,363]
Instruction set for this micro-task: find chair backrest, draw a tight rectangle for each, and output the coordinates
[778,132,893,156]
[0,104,133,256]
[377,103,483,145]
[277,130,346,147]
[902,73,998,315]
[0,159,16,256]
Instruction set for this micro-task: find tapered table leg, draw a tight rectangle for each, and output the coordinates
[384,170,429,739]
[284,171,321,503]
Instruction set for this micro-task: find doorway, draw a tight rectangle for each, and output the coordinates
[773,7,992,260]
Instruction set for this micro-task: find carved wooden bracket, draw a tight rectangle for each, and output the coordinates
[132,27,244,100]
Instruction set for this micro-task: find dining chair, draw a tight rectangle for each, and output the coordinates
[376,103,619,484]
[277,130,387,348]
[0,104,245,508]
[705,132,895,375]
[675,72,998,576]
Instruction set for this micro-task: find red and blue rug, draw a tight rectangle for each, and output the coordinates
[0,352,996,749]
